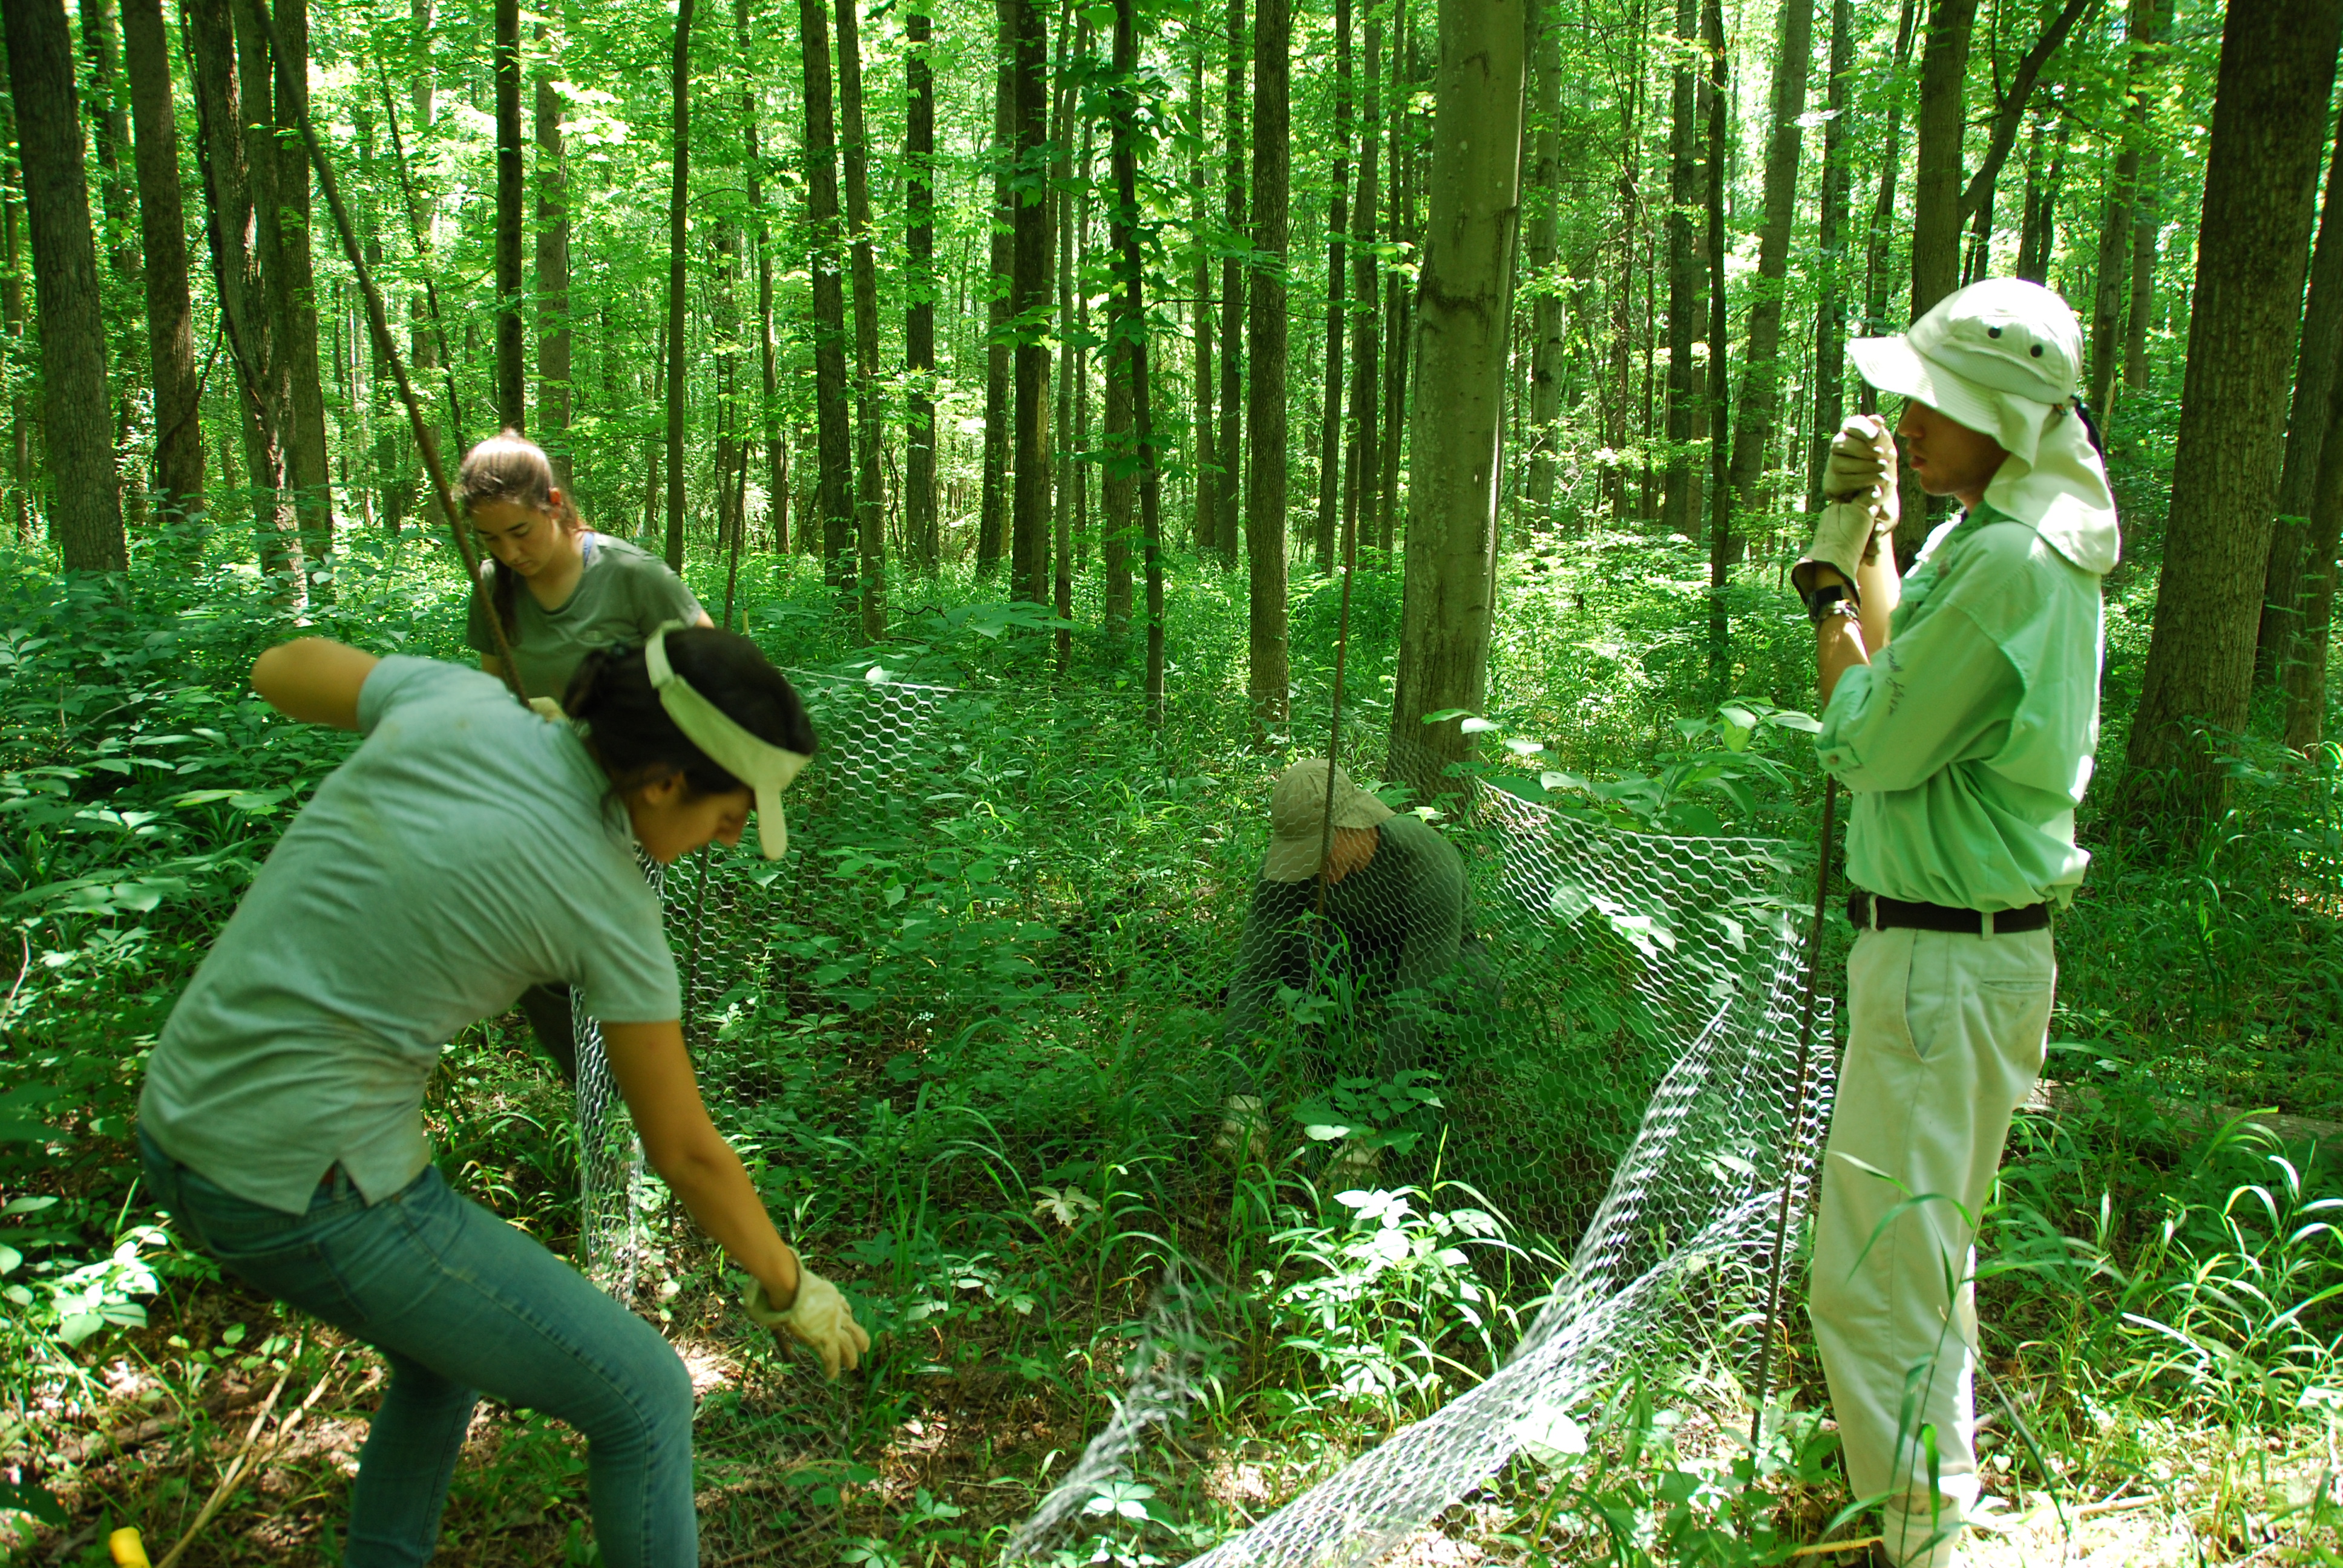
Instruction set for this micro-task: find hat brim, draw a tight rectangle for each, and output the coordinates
[1262,834,1323,883]
[1849,336,2004,442]
[755,787,788,859]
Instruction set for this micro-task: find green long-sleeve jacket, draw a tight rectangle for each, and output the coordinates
[1816,497,2109,912]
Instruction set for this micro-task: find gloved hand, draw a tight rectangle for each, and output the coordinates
[1823,414,1896,518]
[745,1269,871,1379]
[1791,502,1876,603]
[1794,416,1898,601]
[527,696,566,722]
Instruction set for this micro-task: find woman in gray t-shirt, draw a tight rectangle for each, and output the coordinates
[139,629,867,1568]
[457,430,712,1080]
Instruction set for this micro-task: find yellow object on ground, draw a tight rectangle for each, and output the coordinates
[108,1527,151,1567]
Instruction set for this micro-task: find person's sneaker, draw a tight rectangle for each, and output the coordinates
[1212,1095,1271,1164]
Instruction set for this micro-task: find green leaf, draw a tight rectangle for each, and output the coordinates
[0,1478,65,1525]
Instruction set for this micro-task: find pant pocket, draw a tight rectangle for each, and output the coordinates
[1849,928,1919,1060]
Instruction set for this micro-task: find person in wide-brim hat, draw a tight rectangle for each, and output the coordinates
[1791,275,2117,1568]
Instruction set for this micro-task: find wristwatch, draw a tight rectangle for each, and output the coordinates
[1805,582,1860,626]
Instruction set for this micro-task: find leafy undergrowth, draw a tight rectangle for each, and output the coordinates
[4,533,2343,1566]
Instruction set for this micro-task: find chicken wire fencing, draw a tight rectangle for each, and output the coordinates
[570,673,1835,1564]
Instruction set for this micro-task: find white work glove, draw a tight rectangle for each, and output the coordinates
[1794,416,1898,601]
[526,696,566,722]
[745,1269,871,1379]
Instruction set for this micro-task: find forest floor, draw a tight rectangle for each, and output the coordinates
[7,537,2343,1565]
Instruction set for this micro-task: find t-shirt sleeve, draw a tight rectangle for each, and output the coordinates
[569,869,682,1024]
[646,558,705,627]
[356,655,479,737]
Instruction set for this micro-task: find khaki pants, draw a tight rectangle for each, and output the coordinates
[1808,924,2056,1567]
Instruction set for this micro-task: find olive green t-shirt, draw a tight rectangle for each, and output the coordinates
[1815,500,2106,912]
[139,658,680,1214]
[464,534,704,704]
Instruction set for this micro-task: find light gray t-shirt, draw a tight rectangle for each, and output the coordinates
[464,534,704,704]
[140,658,680,1214]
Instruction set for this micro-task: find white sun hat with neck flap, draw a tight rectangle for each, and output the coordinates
[643,624,811,858]
[1848,276,2120,576]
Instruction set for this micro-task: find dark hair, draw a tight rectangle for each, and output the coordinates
[565,628,818,799]
[457,430,585,639]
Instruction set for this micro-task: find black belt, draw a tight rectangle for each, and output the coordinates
[1849,889,2050,935]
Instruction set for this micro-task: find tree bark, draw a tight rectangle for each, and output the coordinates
[1188,18,1216,553]
[836,0,885,638]
[979,4,1012,576]
[2257,116,2343,691]
[799,0,855,591]
[2017,109,2068,286]
[534,25,570,486]
[1110,0,1164,711]
[1389,0,1522,800]
[1245,0,1289,730]
[1522,0,1560,522]
[494,0,525,431]
[1009,0,1052,606]
[1,113,28,544]
[2123,0,2342,822]
[1908,0,1974,322]
[121,0,203,526]
[1376,5,1414,555]
[1861,0,1918,338]
[2284,370,2343,748]
[1217,0,1247,563]
[664,0,696,570]
[1312,0,1349,574]
[2085,0,2151,414]
[1723,0,1812,520]
[2123,1,2164,402]
[1955,0,2091,228]
[77,0,139,286]
[1344,2,1382,553]
[905,0,937,572]
[1804,0,1852,521]
[1660,0,1702,537]
[1701,0,1729,681]
[243,0,332,571]
[4,0,123,570]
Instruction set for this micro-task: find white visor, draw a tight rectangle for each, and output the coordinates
[643,624,811,858]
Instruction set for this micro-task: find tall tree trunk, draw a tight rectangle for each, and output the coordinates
[2016,110,2068,285]
[1344,2,1382,552]
[5,0,123,570]
[77,0,138,285]
[1313,0,1349,573]
[2285,372,2343,748]
[1522,0,1559,522]
[2123,0,2342,822]
[2,122,28,543]
[1245,0,1289,729]
[2123,0,2165,400]
[534,25,570,485]
[2257,117,2343,691]
[1188,16,1216,554]
[1908,0,1974,322]
[1701,0,1729,681]
[1723,0,1812,520]
[1110,0,1164,709]
[1603,3,1640,526]
[979,3,1013,577]
[664,0,696,569]
[1050,16,1081,650]
[799,0,854,590]
[185,0,296,590]
[494,0,524,431]
[1389,0,1522,800]
[1802,0,1851,520]
[1660,0,1700,538]
[2086,0,2148,416]
[1861,0,1919,336]
[121,0,203,527]
[905,0,937,572]
[836,0,886,638]
[1216,0,1247,563]
[1008,0,1052,605]
[245,0,332,572]
[1376,8,1413,555]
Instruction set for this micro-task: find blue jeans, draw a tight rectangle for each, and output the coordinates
[140,1127,697,1567]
